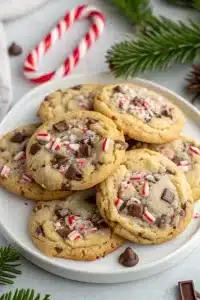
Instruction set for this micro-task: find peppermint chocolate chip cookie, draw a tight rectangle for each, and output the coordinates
[97,149,193,244]
[94,84,184,143]
[29,189,124,261]
[0,125,71,200]
[26,111,126,191]
[134,137,200,202]
[38,84,101,122]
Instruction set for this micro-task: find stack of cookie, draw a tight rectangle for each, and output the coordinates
[0,83,197,263]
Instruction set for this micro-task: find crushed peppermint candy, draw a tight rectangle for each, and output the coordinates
[142,181,150,197]
[114,198,124,210]
[193,213,200,219]
[68,143,80,152]
[68,230,81,241]
[142,208,155,224]
[37,132,51,142]
[20,173,33,183]
[102,137,110,152]
[189,146,200,155]
[130,173,142,181]
[178,161,189,172]
[0,165,10,178]
[51,138,61,152]
[13,151,26,161]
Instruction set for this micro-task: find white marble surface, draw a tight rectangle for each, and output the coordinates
[1,0,200,299]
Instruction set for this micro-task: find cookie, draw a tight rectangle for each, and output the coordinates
[94,84,184,143]
[96,149,194,245]
[38,84,102,122]
[0,124,71,201]
[133,137,200,202]
[29,188,124,261]
[26,111,127,191]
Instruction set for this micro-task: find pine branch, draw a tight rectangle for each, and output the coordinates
[106,17,200,78]
[165,0,194,7]
[194,0,200,9]
[0,289,51,300]
[0,246,21,285]
[111,0,153,24]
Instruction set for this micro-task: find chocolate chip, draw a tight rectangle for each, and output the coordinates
[11,132,26,143]
[30,143,41,155]
[115,140,128,150]
[161,107,173,119]
[36,225,45,236]
[128,203,143,218]
[8,42,22,56]
[77,144,92,157]
[35,204,42,211]
[65,165,83,181]
[119,247,139,267]
[71,85,82,90]
[85,196,96,204]
[156,215,169,229]
[56,227,70,238]
[55,208,68,218]
[113,85,122,93]
[161,188,175,204]
[53,121,69,132]
[55,247,63,254]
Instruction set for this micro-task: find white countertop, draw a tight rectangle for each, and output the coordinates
[1,0,200,299]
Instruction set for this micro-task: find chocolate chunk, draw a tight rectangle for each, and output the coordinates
[53,121,69,132]
[161,107,172,119]
[179,280,197,300]
[55,208,68,218]
[65,165,83,181]
[85,196,96,204]
[8,42,22,56]
[56,227,70,238]
[72,85,82,90]
[30,143,41,155]
[161,188,175,204]
[119,247,139,267]
[11,132,26,143]
[113,85,122,93]
[36,225,45,236]
[55,247,63,254]
[115,140,128,150]
[77,144,92,157]
[156,215,169,229]
[53,154,68,167]
[172,155,182,165]
[128,202,143,218]
[61,182,71,191]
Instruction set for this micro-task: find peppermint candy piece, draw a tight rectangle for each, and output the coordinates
[68,230,81,241]
[130,173,142,181]
[45,138,55,150]
[189,146,200,155]
[51,138,61,152]
[83,227,98,236]
[14,151,26,161]
[114,198,124,210]
[68,143,80,152]
[142,181,150,197]
[142,208,155,224]
[37,132,51,143]
[102,137,110,152]
[193,213,200,219]
[20,173,33,183]
[119,99,129,110]
[178,160,189,172]
[1,165,10,178]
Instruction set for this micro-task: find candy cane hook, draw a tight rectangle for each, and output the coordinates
[24,5,105,84]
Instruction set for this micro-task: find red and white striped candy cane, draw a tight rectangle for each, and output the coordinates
[24,5,105,84]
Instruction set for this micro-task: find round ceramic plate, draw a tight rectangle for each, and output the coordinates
[0,72,200,284]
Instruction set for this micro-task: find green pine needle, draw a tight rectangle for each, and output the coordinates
[0,289,51,300]
[106,17,200,78]
[111,0,153,24]
[194,0,200,9]
[0,246,21,285]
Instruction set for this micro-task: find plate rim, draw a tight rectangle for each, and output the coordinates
[0,71,200,280]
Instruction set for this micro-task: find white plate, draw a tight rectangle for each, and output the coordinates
[0,72,200,284]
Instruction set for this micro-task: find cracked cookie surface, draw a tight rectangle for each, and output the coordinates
[29,188,124,261]
[38,84,102,122]
[26,111,126,191]
[96,149,193,244]
[0,124,71,200]
[94,84,184,143]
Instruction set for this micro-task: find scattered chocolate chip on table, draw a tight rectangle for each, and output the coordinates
[8,42,22,56]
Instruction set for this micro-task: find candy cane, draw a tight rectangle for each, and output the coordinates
[24,5,105,84]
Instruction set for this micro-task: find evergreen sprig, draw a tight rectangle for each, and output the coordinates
[0,289,51,300]
[111,0,153,24]
[106,17,200,77]
[0,246,21,285]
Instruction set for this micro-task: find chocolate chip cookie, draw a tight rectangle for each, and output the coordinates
[26,111,126,191]
[29,188,124,261]
[0,124,71,200]
[133,137,200,202]
[96,149,193,244]
[94,84,184,143]
[38,84,102,122]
